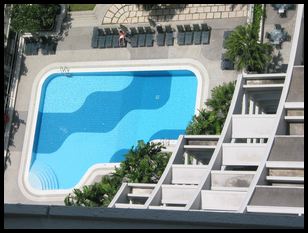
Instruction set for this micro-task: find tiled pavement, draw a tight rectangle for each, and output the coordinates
[102,4,248,24]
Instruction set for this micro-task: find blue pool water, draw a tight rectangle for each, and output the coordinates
[29,70,198,190]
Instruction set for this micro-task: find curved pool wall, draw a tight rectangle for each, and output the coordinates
[19,59,210,202]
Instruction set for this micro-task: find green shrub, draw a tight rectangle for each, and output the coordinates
[10,4,60,33]
[252,4,264,35]
[225,24,273,73]
[186,81,235,135]
[64,140,171,207]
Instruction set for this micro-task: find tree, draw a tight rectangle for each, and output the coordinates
[225,24,273,73]
[9,4,60,34]
[186,81,235,135]
[64,141,171,207]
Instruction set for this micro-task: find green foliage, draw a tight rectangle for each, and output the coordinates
[68,4,96,11]
[186,81,235,135]
[10,4,60,34]
[252,4,265,35]
[64,141,171,207]
[225,24,273,73]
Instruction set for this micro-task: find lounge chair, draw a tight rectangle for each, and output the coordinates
[165,25,174,46]
[98,29,106,48]
[145,26,154,47]
[156,25,165,46]
[201,23,210,45]
[223,31,232,48]
[137,27,146,47]
[221,54,234,70]
[129,27,139,48]
[91,27,99,48]
[184,24,193,45]
[193,24,201,45]
[176,25,185,46]
[104,28,113,48]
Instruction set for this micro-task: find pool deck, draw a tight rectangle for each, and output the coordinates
[4,4,256,205]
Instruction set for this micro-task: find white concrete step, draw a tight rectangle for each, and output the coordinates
[211,186,249,192]
[211,170,255,189]
[148,205,186,211]
[266,161,304,169]
[183,145,216,150]
[247,205,304,215]
[161,184,198,205]
[266,176,304,183]
[128,183,156,195]
[243,83,284,90]
[201,190,247,211]
[231,114,276,139]
[222,143,266,166]
[172,165,208,185]
[284,115,304,122]
[127,193,151,199]
[284,102,304,109]
[114,203,146,209]
[184,135,220,140]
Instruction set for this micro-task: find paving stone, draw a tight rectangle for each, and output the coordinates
[128,5,133,11]
[109,6,118,14]
[150,16,158,21]
[136,11,142,17]
[190,7,197,14]
[207,12,214,19]
[119,15,126,23]
[185,14,192,20]
[197,8,204,13]
[183,8,190,14]
[221,12,229,18]
[218,5,225,11]
[200,13,207,19]
[126,17,132,23]
[112,17,118,23]
[118,8,125,15]
[105,11,114,18]
[173,15,179,21]
[124,6,129,12]
[131,17,138,23]
[228,11,236,18]
[243,10,248,17]
[179,14,186,20]
[129,11,136,17]
[225,4,233,11]
[211,6,218,12]
[214,12,221,18]
[193,13,200,20]
[204,6,211,12]
[114,4,122,9]
[142,11,149,16]
[103,18,111,24]
[138,16,145,23]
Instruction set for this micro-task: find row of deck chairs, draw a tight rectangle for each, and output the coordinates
[24,37,57,56]
[92,27,128,49]
[91,23,212,48]
[176,24,211,45]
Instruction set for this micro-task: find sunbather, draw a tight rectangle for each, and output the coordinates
[118,30,126,46]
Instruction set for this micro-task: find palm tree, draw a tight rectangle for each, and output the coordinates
[225,24,273,73]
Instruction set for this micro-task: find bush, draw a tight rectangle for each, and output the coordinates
[64,140,171,207]
[252,4,264,35]
[186,81,235,135]
[225,24,273,73]
[10,4,60,33]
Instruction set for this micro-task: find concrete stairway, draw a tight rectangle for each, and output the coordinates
[69,10,99,28]
[110,135,218,209]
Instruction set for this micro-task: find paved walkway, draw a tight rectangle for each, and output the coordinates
[103,4,248,24]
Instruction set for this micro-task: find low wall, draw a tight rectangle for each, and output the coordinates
[4,204,304,229]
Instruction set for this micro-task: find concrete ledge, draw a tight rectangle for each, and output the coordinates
[4,204,304,229]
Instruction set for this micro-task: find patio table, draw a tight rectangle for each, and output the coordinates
[269,28,286,45]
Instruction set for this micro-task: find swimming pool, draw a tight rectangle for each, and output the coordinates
[29,70,198,190]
